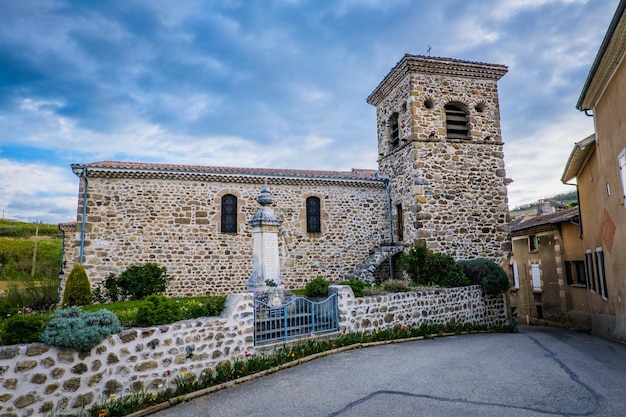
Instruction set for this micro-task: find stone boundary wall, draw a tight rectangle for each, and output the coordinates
[330,285,507,332]
[0,287,508,417]
[0,294,254,417]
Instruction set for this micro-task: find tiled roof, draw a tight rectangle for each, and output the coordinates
[71,161,380,182]
[511,207,579,233]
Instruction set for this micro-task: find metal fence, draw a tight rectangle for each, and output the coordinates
[254,294,338,344]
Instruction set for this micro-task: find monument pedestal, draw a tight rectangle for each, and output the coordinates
[247,185,285,297]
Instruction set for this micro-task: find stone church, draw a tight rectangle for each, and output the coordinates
[60,54,512,296]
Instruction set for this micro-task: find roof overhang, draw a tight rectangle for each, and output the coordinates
[577,0,626,111]
[561,134,596,183]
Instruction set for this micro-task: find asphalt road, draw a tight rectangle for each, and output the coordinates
[150,326,626,417]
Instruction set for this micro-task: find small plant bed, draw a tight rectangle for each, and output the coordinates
[0,296,227,346]
[82,320,518,417]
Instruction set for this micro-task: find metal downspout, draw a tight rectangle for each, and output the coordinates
[375,173,395,280]
[57,224,65,300]
[79,168,88,264]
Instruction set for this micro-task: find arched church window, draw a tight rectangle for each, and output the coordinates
[306,196,321,234]
[445,103,469,139]
[221,194,237,233]
[388,112,400,148]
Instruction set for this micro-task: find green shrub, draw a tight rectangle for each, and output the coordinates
[2,280,58,313]
[62,264,91,307]
[1,314,49,344]
[106,264,171,301]
[304,276,331,298]
[338,279,367,297]
[383,279,410,293]
[40,306,122,351]
[398,245,469,288]
[135,295,181,326]
[458,258,510,295]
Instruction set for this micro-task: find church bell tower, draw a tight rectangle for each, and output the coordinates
[367,54,511,262]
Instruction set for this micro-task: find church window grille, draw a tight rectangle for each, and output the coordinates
[306,196,321,233]
[221,194,237,233]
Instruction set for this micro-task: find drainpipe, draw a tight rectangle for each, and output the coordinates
[79,168,88,264]
[375,173,394,279]
[57,224,66,300]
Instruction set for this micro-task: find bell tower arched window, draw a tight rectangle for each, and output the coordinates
[445,103,469,139]
[306,196,321,233]
[388,112,400,148]
[221,194,237,233]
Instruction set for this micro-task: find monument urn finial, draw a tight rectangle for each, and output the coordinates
[256,185,274,206]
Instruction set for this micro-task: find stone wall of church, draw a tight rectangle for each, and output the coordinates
[64,178,388,296]
[380,140,510,262]
[372,66,511,263]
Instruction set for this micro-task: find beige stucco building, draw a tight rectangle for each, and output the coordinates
[509,208,589,329]
[61,55,513,296]
[562,0,626,342]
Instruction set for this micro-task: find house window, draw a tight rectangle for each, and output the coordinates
[565,260,587,286]
[617,149,626,207]
[306,196,321,233]
[512,262,519,289]
[531,264,541,291]
[529,235,538,252]
[585,250,596,292]
[388,113,400,148]
[444,103,469,139]
[595,247,608,299]
[221,194,237,233]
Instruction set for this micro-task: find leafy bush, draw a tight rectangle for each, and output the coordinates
[304,276,331,298]
[398,245,469,288]
[0,314,49,344]
[338,279,367,297]
[135,295,181,327]
[105,264,171,301]
[1,280,58,313]
[40,306,122,351]
[383,279,410,293]
[458,258,510,295]
[62,264,91,307]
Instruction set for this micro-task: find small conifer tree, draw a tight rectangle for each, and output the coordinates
[62,264,92,307]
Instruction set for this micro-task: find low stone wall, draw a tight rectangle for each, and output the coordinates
[0,287,508,416]
[0,294,254,417]
[330,285,507,332]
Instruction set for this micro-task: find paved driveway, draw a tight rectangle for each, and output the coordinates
[150,326,626,417]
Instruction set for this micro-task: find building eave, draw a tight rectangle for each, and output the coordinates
[577,0,626,111]
[366,54,508,107]
[561,134,596,183]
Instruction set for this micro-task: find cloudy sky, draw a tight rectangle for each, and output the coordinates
[0,0,618,224]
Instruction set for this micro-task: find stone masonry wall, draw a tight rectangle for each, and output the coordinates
[65,178,388,296]
[0,293,254,417]
[331,285,508,332]
[0,287,508,416]
[372,61,511,263]
[380,140,510,261]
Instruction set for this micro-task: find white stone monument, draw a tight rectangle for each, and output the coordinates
[247,185,284,293]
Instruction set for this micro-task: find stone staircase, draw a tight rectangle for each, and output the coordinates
[347,244,405,284]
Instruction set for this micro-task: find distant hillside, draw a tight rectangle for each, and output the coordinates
[510,190,578,219]
[0,219,61,239]
[0,220,61,281]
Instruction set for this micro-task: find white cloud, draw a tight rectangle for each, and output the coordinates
[505,112,594,208]
[490,0,588,20]
[0,159,77,223]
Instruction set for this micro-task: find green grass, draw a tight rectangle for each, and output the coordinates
[0,219,61,238]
